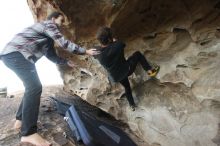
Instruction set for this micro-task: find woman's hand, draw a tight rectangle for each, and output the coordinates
[67,60,78,68]
[86,48,100,56]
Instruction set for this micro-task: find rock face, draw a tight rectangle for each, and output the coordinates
[28,0,220,146]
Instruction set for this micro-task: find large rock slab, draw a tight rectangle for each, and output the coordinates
[25,0,220,145]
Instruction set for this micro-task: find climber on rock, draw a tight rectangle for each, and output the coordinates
[94,26,160,111]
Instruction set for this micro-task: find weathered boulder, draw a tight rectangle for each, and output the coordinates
[27,0,220,145]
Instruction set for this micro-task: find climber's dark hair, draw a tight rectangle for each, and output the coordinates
[47,11,63,20]
[96,26,113,45]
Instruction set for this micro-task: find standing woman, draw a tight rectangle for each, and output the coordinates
[0,12,99,146]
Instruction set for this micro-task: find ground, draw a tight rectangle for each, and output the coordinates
[0,85,147,146]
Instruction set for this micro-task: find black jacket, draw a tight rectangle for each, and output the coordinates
[94,41,129,82]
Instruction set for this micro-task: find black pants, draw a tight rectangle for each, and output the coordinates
[119,51,152,106]
[1,52,42,136]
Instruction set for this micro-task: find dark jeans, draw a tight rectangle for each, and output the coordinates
[119,51,152,106]
[1,52,42,136]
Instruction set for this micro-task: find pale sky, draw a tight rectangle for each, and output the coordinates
[0,1,63,93]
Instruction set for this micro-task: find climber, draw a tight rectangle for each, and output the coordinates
[0,11,100,146]
[94,26,160,111]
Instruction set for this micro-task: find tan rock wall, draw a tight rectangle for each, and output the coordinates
[28,0,220,145]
